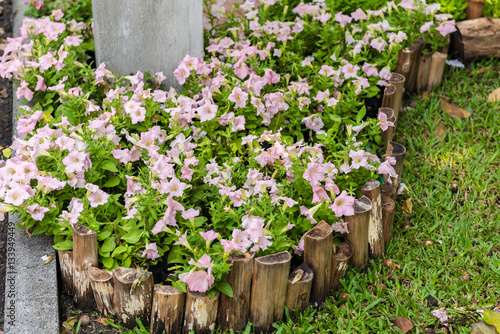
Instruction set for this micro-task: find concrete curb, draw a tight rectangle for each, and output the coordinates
[3,1,60,333]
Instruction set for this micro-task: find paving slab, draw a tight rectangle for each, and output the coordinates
[3,1,59,333]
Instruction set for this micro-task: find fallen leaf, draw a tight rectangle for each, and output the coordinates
[434,122,447,139]
[471,320,498,334]
[0,27,4,35]
[393,317,414,333]
[96,317,114,325]
[383,259,401,269]
[460,271,471,281]
[469,66,488,77]
[483,309,500,333]
[292,269,304,284]
[440,99,470,119]
[2,147,12,159]
[488,88,500,102]
[0,88,7,98]
[421,92,430,100]
[402,198,413,214]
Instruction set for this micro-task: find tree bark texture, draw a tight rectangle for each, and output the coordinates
[285,263,313,315]
[73,223,98,310]
[249,251,291,333]
[345,196,372,270]
[113,267,154,329]
[217,252,255,332]
[304,221,333,307]
[88,267,115,316]
[361,180,385,259]
[149,285,186,334]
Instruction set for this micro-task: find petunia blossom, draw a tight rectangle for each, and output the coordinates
[328,190,355,217]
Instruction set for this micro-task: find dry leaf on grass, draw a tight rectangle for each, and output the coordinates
[488,87,500,102]
[96,317,114,325]
[434,122,446,139]
[402,198,412,214]
[440,99,470,119]
[470,320,498,334]
[483,309,500,333]
[421,92,430,100]
[393,317,414,333]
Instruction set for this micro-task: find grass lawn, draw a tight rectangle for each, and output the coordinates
[269,58,500,334]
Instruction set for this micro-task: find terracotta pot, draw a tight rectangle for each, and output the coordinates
[465,0,485,20]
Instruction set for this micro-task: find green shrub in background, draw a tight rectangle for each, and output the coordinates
[484,0,500,17]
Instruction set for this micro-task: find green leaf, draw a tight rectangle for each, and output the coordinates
[102,257,114,269]
[101,238,116,253]
[103,176,121,188]
[111,245,127,257]
[215,281,233,298]
[100,160,118,173]
[484,309,500,333]
[172,280,187,293]
[120,229,143,244]
[97,231,112,241]
[356,106,367,124]
[53,239,73,251]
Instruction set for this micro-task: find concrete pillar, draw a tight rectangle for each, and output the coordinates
[92,0,204,91]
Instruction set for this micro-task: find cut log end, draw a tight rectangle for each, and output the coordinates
[305,221,333,239]
[255,251,291,265]
[73,223,96,236]
[88,267,113,282]
[353,196,372,214]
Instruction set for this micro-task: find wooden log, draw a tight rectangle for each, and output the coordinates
[407,36,425,93]
[183,290,219,334]
[150,285,185,334]
[249,251,291,333]
[88,267,115,316]
[379,108,395,146]
[113,267,154,329]
[284,263,313,315]
[426,52,447,91]
[388,73,405,124]
[395,46,415,85]
[417,53,432,91]
[73,223,98,310]
[382,195,396,245]
[381,84,396,111]
[58,250,74,294]
[330,240,353,291]
[382,182,396,199]
[345,196,372,270]
[455,18,500,60]
[217,252,255,332]
[465,0,485,20]
[304,221,333,307]
[386,142,407,193]
[361,180,385,259]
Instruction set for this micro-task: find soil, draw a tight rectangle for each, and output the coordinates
[0,0,13,330]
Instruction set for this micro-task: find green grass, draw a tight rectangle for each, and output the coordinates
[108,59,500,334]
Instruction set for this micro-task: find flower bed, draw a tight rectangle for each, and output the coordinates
[0,0,457,332]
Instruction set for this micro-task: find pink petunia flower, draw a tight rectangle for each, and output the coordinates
[303,162,325,186]
[228,87,249,109]
[142,243,160,260]
[436,20,457,37]
[378,112,395,131]
[328,190,355,217]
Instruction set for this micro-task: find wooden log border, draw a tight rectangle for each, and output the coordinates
[54,38,438,333]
